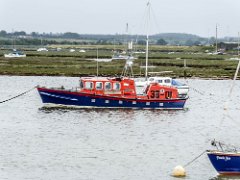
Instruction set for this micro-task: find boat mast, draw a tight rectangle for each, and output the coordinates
[215,24,218,53]
[145,1,150,80]
[97,47,99,77]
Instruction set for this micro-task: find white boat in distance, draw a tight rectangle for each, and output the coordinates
[4,50,26,58]
[135,77,189,98]
[37,47,48,52]
[79,49,86,53]
[112,54,128,60]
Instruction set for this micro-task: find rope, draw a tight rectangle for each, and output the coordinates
[79,156,97,159]
[184,150,206,168]
[190,87,205,96]
[0,86,36,104]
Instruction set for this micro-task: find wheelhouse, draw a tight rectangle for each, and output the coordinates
[148,77,172,86]
[79,77,136,97]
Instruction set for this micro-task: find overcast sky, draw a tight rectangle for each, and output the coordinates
[1,0,240,37]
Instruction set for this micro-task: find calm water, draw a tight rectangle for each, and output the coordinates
[0,76,240,180]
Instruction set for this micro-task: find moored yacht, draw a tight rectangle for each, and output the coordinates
[4,50,26,58]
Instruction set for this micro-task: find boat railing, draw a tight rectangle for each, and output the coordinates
[211,139,239,153]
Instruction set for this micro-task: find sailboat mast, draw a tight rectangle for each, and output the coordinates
[97,47,99,77]
[215,24,218,53]
[145,1,150,80]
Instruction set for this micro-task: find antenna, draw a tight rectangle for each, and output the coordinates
[12,29,15,50]
[207,28,210,45]
[215,24,218,53]
[145,1,150,81]
[126,23,129,54]
[97,47,99,77]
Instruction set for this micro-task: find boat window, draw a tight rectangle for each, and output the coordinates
[105,82,112,90]
[157,80,163,83]
[164,79,171,83]
[85,81,93,90]
[80,80,84,88]
[113,82,121,90]
[96,82,103,90]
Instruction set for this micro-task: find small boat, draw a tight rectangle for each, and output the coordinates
[79,49,86,53]
[135,77,189,98]
[112,54,128,60]
[4,50,26,58]
[37,48,48,52]
[207,140,240,175]
[37,77,187,109]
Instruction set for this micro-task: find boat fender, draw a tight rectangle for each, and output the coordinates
[172,165,186,177]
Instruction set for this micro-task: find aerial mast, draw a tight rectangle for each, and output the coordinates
[215,24,218,54]
[145,1,150,80]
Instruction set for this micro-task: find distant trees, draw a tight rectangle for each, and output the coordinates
[209,37,216,45]
[0,29,233,46]
[137,40,146,45]
[31,32,39,37]
[0,30,7,37]
[13,31,26,36]
[185,39,201,46]
[62,32,79,39]
[156,39,167,45]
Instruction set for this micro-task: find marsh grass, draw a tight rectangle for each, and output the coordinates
[0,45,238,78]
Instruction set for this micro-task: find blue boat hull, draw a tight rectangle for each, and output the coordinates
[207,151,240,175]
[37,88,187,109]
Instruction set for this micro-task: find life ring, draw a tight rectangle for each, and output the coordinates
[160,89,165,94]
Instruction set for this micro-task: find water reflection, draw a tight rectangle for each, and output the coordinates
[38,106,188,122]
[39,106,188,113]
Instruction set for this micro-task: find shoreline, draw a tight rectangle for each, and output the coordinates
[0,73,237,80]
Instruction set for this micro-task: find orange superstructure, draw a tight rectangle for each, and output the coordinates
[79,77,179,100]
[79,77,136,97]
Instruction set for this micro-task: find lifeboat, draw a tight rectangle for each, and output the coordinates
[37,77,187,109]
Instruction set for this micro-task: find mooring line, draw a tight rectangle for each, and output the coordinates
[190,86,213,96]
[184,150,206,168]
[0,86,37,104]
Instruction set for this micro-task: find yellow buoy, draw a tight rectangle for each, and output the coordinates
[172,165,186,177]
